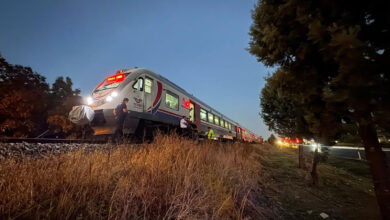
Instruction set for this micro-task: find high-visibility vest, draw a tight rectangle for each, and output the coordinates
[208,129,214,139]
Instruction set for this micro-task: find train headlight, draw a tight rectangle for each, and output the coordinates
[106,96,113,102]
[111,91,118,97]
[86,96,93,105]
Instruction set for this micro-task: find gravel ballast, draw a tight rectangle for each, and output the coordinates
[0,142,118,158]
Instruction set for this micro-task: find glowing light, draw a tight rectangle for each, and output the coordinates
[311,143,322,152]
[111,91,118,97]
[106,73,125,83]
[106,96,113,102]
[86,96,93,105]
[183,99,191,109]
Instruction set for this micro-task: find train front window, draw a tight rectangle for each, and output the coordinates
[95,82,120,92]
[132,78,144,91]
[94,72,127,93]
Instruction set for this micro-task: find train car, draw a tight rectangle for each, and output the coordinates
[86,68,257,141]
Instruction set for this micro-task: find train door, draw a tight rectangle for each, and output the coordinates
[143,77,154,112]
[236,126,242,140]
[192,102,201,132]
[189,103,195,122]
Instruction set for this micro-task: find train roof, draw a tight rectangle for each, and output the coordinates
[120,68,259,137]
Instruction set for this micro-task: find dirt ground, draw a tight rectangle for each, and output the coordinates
[254,143,381,220]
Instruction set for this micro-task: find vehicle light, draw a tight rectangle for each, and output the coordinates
[86,96,93,105]
[111,91,118,97]
[183,99,191,109]
[106,96,113,102]
[106,73,125,83]
[311,143,322,152]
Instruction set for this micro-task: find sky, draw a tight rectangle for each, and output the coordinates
[0,0,272,138]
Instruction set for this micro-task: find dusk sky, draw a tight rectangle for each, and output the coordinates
[0,0,272,138]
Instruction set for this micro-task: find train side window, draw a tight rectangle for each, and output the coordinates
[214,116,219,125]
[229,123,232,130]
[220,119,224,127]
[132,78,144,91]
[145,77,152,94]
[208,112,214,123]
[165,91,179,111]
[200,109,207,121]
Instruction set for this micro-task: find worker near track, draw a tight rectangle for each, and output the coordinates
[207,127,214,140]
[180,116,191,137]
[113,98,129,138]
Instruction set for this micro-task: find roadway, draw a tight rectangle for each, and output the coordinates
[304,145,390,164]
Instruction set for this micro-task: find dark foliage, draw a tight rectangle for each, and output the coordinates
[249,0,390,216]
[0,53,82,137]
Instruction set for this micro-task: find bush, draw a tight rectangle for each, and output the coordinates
[267,134,277,145]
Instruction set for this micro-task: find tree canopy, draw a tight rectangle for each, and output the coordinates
[249,0,390,216]
[0,53,82,137]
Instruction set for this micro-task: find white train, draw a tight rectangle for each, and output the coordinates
[86,68,261,142]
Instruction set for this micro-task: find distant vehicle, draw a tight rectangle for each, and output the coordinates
[85,68,260,142]
[277,137,301,148]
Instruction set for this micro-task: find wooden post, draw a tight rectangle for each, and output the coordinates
[311,146,319,185]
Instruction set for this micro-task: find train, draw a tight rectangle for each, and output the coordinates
[84,68,262,143]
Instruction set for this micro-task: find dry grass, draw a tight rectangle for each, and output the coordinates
[0,135,280,219]
[255,143,380,220]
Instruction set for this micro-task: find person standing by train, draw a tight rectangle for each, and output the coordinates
[113,98,129,139]
[207,127,214,140]
[180,116,192,137]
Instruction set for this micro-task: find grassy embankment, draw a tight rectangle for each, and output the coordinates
[256,144,381,219]
[0,135,280,219]
[0,136,380,219]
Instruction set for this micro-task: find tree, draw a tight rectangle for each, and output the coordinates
[267,134,276,145]
[47,77,83,136]
[0,54,50,137]
[249,0,390,217]
[261,70,313,139]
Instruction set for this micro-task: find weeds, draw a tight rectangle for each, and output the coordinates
[0,135,279,219]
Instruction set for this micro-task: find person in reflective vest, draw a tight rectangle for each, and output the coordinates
[207,127,214,140]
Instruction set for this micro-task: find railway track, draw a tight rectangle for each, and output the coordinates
[0,137,108,144]
[0,137,124,159]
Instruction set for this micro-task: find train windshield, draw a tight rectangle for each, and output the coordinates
[94,72,126,93]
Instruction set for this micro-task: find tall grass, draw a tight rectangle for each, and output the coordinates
[0,135,274,219]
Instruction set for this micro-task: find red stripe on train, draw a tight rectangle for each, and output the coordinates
[153,82,162,107]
